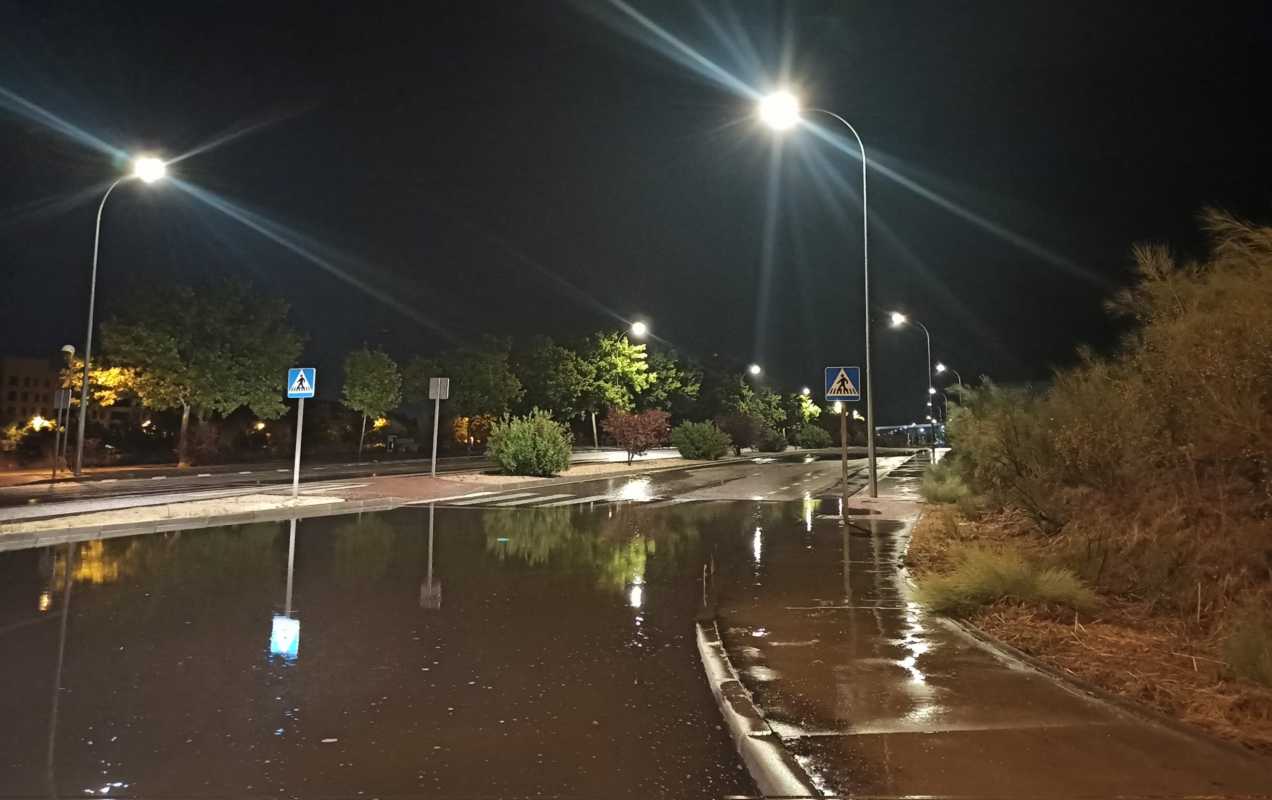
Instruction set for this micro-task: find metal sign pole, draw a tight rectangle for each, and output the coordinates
[840,406,849,491]
[292,397,305,499]
[430,396,440,478]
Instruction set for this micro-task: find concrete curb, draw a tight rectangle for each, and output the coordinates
[0,496,404,553]
[695,620,820,798]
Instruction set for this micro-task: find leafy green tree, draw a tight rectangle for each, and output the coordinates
[404,338,523,451]
[579,332,653,446]
[101,280,302,466]
[342,347,403,458]
[512,336,591,419]
[639,350,702,418]
[733,383,785,431]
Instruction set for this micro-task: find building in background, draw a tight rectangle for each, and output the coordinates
[0,355,60,426]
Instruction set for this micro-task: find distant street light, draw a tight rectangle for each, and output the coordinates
[890,311,935,423]
[629,320,648,339]
[759,90,878,497]
[748,363,762,376]
[935,362,964,387]
[74,155,168,476]
[800,387,810,396]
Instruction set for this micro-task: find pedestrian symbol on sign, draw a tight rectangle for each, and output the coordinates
[286,368,316,399]
[824,366,861,401]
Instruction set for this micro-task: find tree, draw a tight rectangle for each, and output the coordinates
[603,409,671,465]
[342,347,403,458]
[512,336,591,419]
[101,280,303,466]
[579,332,653,447]
[733,383,785,431]
[639,350,702,418]
[403,338,523,452]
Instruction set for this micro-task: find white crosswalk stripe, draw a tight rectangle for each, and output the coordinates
[448,491,538,506]
[538,494,614,507]
[493,493,575,507]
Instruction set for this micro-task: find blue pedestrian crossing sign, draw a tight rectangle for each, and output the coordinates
[286,368,316,399]
[824,366,861,402]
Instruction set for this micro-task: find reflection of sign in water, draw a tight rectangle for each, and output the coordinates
[270,615,300,660]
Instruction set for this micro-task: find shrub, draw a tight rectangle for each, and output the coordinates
[1224,606,1272,687]
[670,421,732,460]
[755,426,787,453]
[794,425,833,449]
[919,459,971,504]
[487,409,572,476]
[602,409,671,465]
[715,413,763,455]
[918,546,1097,616]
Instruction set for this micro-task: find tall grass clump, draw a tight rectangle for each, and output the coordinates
[919,459,971,504]
[919,546,1097,616]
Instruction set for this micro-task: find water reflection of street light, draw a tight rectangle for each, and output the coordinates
[75,155,169,476]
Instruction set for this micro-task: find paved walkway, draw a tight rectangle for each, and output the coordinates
[716,455,1272,797]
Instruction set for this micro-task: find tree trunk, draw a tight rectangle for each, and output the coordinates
[177,403,192,468]
[357,413,367,460]
[590,411,599,449]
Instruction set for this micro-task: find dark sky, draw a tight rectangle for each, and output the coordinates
[2,1,1269,424]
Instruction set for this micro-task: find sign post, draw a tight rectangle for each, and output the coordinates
[286,368,316,499]
[825,366,862,493]
[428,377,450,477]
[50,389,72,481]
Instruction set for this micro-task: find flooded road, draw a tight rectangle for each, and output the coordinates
[0,501,771,798]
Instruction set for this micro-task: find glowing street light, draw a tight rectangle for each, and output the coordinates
[889,311,935,425]
[748,363,762,376]
[629,320,648,339]
[800,387,810,396]
[74,155,168,476]
[757,91,801,131]
[759,90,879,497]
[935,362,964,387]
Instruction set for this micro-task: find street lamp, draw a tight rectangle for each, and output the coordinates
[748,363,762,376]
[800,387,810,396]
[890,311,934,422]
[73,155,168,476]
[629,320,648,339]
[935,362,964,387]
[759,90,878,497]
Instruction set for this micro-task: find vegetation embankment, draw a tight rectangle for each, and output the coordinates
[910,211,1272,751]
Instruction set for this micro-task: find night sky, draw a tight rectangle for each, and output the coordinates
[2,1,1269,424]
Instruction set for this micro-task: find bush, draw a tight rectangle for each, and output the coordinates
[918,546,1097,616]
[487,409,572,476]
[919,459,971,504]
[1224,606,1272,687]
[794,425,833,449]
[670,421,732,460]
[602,409,670,465]
[715,413,763,455]
[755,426,787,453]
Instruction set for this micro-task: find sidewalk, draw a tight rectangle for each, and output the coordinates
[708,455,1272,797]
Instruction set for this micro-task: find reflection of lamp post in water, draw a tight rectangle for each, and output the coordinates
[46,542,75,796]
[270,519,300,660]
[420,505,443,609]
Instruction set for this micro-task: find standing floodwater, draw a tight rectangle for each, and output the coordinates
[0,502,762,798]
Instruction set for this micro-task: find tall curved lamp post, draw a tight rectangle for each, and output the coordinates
[758,91,877,497]
[73,156,167,476]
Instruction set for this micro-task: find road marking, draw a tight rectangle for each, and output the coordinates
[642,497,698,508]
[98,479,117,484]
[540,494,614,507]
[238,471,252,475]
[404,491,493,505]
[150,476,166,481]
[494,493,574,507]
[448,492,537,506]
[313,466,327,470]
[275,469,288,473]
[197,473,213,478]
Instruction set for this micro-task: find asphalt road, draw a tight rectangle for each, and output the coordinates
[0,448,681,509]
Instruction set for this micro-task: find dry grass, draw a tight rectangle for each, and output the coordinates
[910,506,1272,753]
